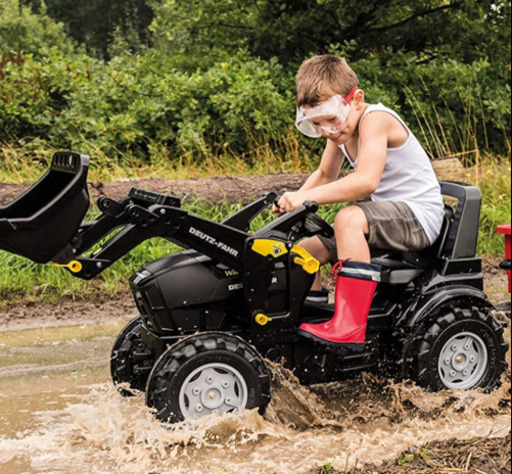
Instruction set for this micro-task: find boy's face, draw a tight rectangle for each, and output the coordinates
[318,90,365,145]
[295,88,358,139]
[295,88,364,144]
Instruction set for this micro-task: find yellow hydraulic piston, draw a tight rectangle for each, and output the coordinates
[251,239,288,258]
[291,246,320,274]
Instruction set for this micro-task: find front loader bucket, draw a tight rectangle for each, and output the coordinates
[0,151,90,264]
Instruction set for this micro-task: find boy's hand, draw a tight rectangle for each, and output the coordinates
[272,204,284,216]
[277,191,307,213]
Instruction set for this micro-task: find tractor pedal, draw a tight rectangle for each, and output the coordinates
[297,329,366,352]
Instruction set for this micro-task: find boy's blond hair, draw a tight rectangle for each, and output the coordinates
[296,55,359,108]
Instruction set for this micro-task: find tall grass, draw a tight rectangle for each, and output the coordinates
[0,128,319,184]
[404,86,511,258]
[405,83,511,166]
[471,158,511,258]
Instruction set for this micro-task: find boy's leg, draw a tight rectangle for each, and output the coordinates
[298,205,379,347]
[297,205,371,290]
[333,205,371,262]
[298,201,430,346]
[297,236,333,291]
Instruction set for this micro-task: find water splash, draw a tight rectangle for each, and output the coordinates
[1,357,510,474]
[1,324,510,473]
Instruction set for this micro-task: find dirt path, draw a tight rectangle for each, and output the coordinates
[0,158,466,206]
[0,291,136,330]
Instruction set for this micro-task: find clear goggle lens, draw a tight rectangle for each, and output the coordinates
[295,88,358,138]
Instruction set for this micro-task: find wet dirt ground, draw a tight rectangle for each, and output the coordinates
[0,264,510,473]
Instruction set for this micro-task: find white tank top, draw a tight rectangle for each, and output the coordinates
[340,103,445,244]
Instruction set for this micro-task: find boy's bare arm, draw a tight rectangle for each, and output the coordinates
[278,114,388,211]
[300,140,345,191]
[274,140,344,215]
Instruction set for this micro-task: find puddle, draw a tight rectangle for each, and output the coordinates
[0,323,122,438]
[0,320,510,473]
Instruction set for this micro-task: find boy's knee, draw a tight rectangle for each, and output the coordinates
[334,206,368,234]
[298,236,323,253]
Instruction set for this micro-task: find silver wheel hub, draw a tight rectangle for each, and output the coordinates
[179,363,248,419]
[438,332,488,390]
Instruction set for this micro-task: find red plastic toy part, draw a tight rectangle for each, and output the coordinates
[497,224,511,293]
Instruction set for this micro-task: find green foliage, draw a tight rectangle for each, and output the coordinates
[150,0,256,70]
[151,0,511,68]
[0,45,98,142]
[21,0,154,58]
[0,0,75,57]
[346,54,512,158]
[56,51,294,160]
[0,0,510,162]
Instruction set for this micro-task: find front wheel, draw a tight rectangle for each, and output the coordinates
[146,332,271,423]
[414,307,508,391]
[110,316,153,396]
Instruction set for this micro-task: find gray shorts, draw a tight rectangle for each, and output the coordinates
[318,201,431,262]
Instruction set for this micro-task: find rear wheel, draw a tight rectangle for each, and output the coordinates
[146,332,271,423]
[110,316,153,395]
[415,307,508,391]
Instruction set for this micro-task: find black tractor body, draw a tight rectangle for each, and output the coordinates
[0,152,508,422]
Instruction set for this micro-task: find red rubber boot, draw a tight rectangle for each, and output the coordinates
[298,260,381,348]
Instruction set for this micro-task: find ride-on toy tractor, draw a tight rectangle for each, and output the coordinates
[0,152,508,423]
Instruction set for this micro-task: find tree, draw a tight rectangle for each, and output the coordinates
[0,0,75,57]
[21,0,155,58]
[151,0,511,69]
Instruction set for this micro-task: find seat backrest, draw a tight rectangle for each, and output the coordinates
[400,181,481,268]
[438,181,482,259]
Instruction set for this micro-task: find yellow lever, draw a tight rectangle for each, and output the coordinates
[52,260,83,273]
[291,246,320,274]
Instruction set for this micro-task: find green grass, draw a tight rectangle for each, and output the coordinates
[472,158,511,257]
[0,153,509,304]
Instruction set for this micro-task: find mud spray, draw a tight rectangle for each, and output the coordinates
[0,324,510,473]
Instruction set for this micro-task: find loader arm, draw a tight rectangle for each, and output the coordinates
[71,190,323,280]
[69,191,251,280]
[0,152,333,284]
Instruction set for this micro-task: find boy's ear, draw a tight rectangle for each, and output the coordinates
[354,89,365,106]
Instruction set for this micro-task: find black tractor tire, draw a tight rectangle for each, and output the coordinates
[110,316,152,396]
[414,306,509,392]
[146,332,271,423]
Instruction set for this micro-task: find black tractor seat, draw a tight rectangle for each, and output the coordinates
[373,181,482,285]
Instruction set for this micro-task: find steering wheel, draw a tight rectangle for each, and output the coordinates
[274,195,334,240]
[304,212,334,239]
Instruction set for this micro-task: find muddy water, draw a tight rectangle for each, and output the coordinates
[0,321,510,474]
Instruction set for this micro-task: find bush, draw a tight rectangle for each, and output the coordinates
[0,0,510,169]
[0,0,75,57]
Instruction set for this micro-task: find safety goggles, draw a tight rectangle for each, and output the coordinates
[295,87,358,138]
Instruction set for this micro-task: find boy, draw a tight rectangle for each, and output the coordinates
[276,55,445,348]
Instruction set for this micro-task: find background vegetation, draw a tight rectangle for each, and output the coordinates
[0,0,510,175]
[0,0,510,301]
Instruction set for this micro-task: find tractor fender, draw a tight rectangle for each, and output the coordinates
[398,285,494,379]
